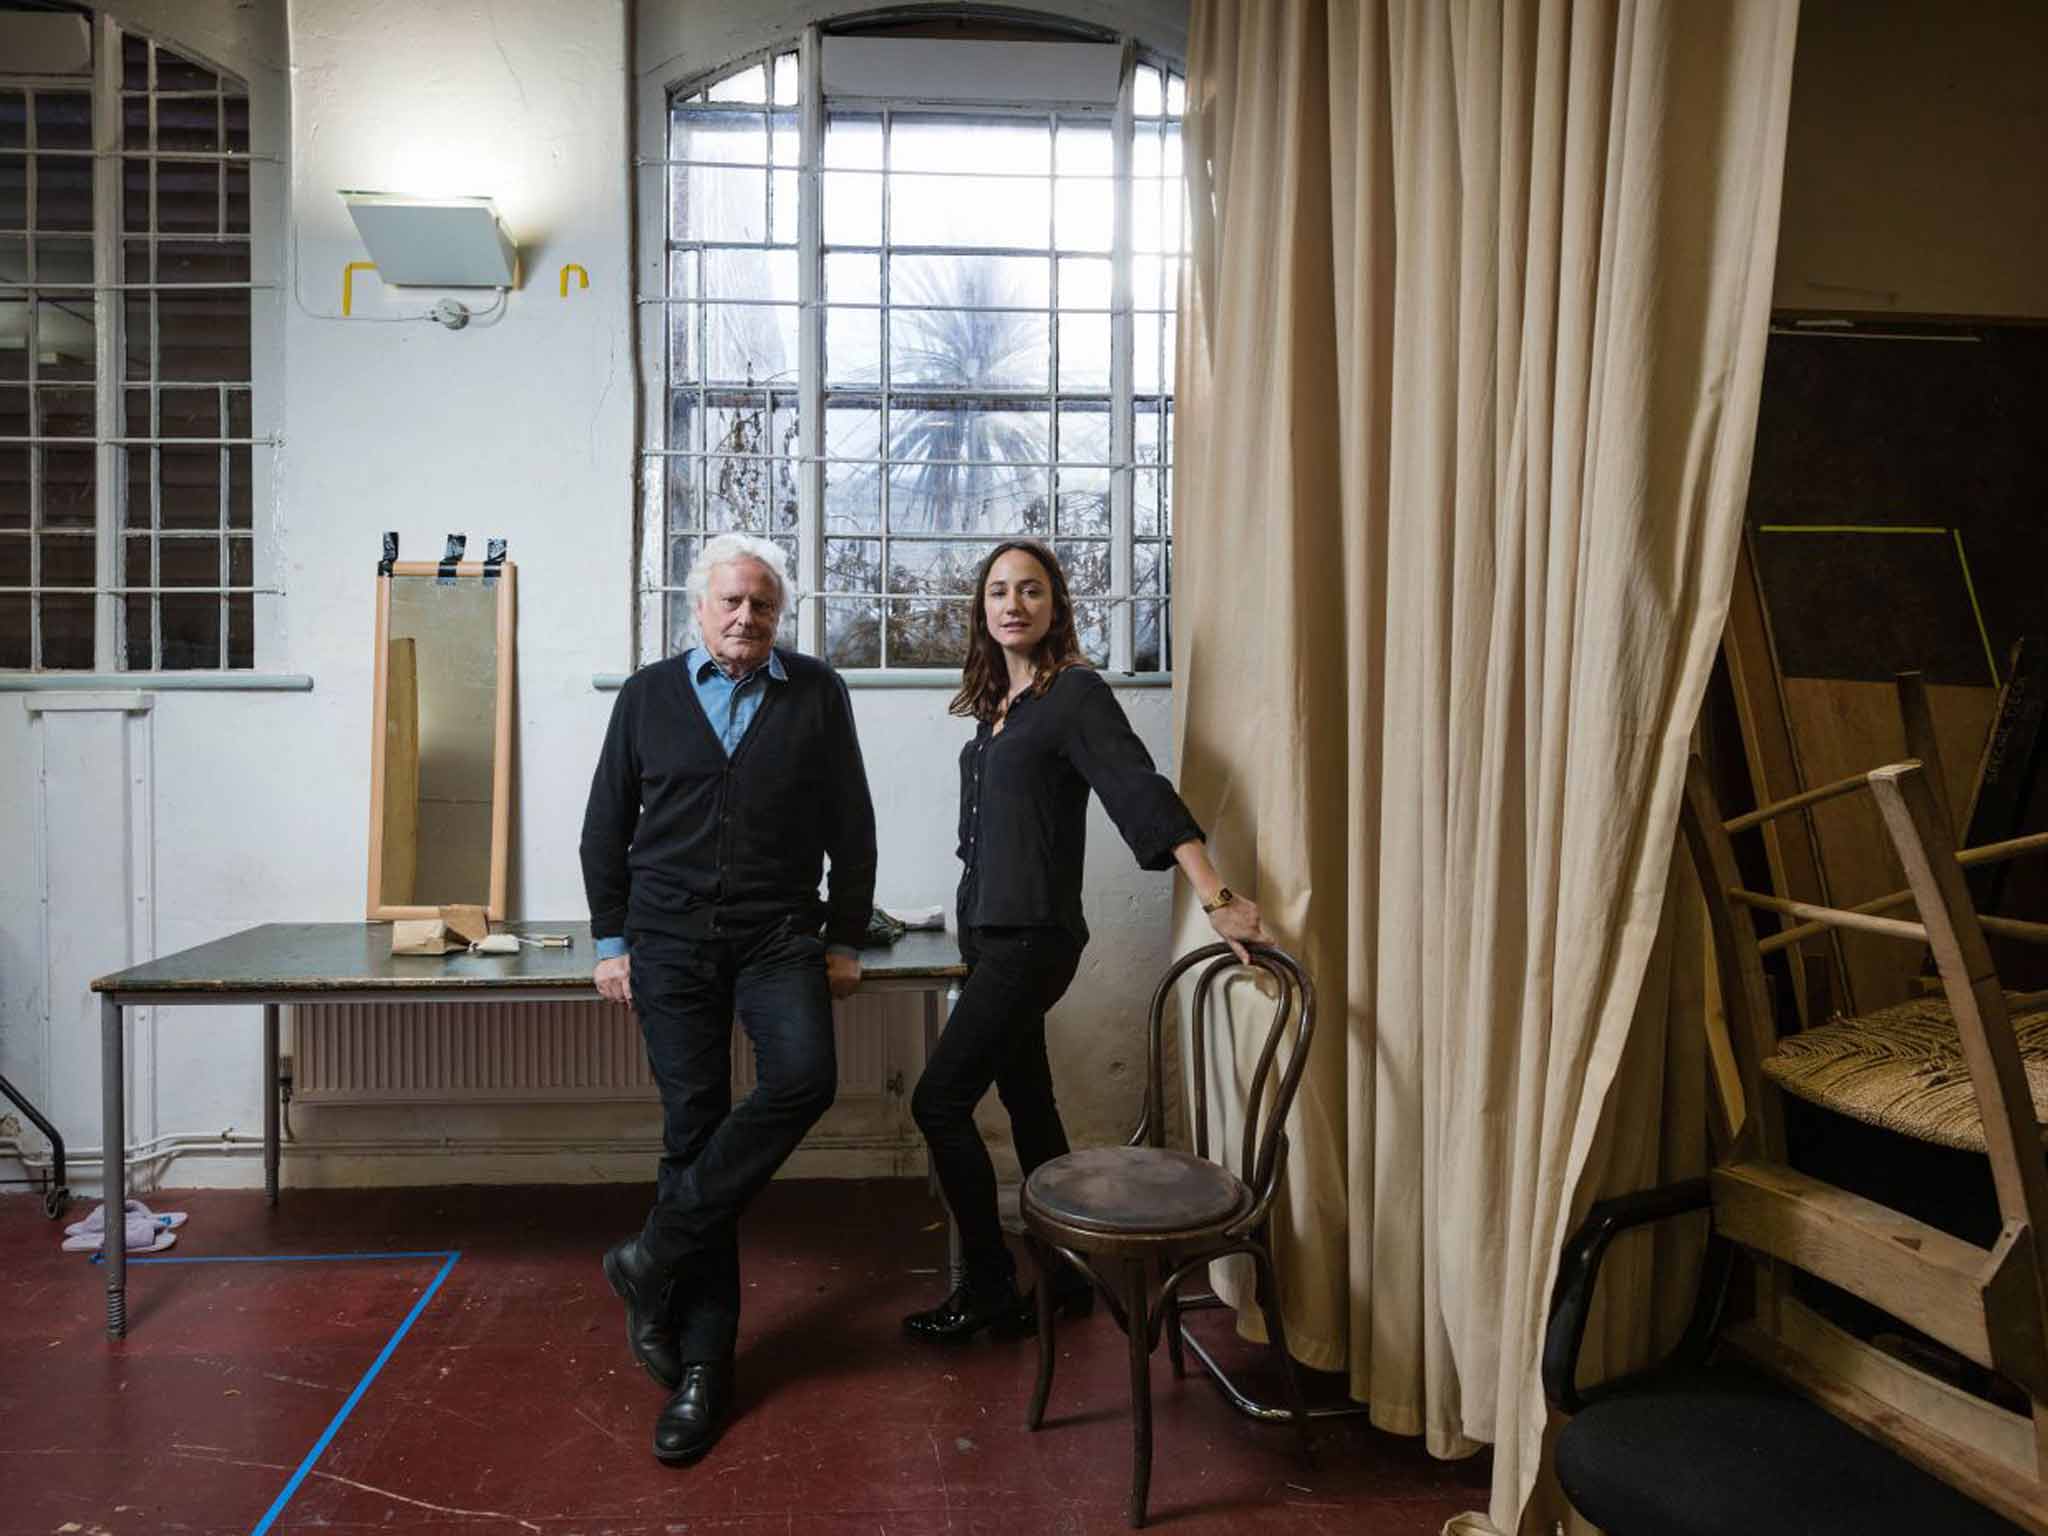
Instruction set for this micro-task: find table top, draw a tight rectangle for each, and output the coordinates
[92,922,966,996]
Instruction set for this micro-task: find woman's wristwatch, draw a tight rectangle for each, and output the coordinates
[1201,886,1236,914]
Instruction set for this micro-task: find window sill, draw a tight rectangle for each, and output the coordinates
[592,669,1171,692]
[0,672,315,693]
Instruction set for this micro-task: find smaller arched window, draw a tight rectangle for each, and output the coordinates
[642,20,1185,674]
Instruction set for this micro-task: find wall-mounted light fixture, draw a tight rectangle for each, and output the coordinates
[339,191,519,329]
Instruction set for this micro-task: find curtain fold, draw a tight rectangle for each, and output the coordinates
[1172,2,1797,1526]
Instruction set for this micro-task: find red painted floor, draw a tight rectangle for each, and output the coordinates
[1,1180,1488,1534]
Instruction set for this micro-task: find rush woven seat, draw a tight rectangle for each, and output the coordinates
[1763,990,2048,1153]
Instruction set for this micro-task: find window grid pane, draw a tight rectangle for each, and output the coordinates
[652,48,1182,671]
[659,47,800,658]
[2,30,264,670]
[1134,73,1183,672]
[120,36,255,669]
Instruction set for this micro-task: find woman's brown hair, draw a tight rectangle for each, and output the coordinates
[948,538,1089,723]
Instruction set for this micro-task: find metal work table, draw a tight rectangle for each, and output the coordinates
[90,921,965,1339]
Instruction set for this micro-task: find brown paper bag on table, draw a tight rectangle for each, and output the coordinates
[390,904,491,955]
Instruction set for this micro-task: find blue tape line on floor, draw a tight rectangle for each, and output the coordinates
[237,1250,462,1536]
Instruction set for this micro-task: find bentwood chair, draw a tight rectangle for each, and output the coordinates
[1546,756,2048,1535]
[1020,942,1315,1527]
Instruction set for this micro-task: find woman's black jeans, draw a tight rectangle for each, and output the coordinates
[911,925,1083,1292]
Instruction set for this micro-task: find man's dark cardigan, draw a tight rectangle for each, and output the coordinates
[580,648,876,950]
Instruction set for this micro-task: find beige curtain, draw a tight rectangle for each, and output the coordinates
[1171,2,1797,1528]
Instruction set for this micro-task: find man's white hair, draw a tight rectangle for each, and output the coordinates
[684,533,797,618]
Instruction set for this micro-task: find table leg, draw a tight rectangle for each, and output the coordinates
[263,1003,280,1207]
[100,993,126,1340]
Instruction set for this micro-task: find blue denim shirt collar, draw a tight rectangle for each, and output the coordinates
[686,645,787,687]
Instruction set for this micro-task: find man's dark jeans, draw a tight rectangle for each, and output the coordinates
[629,917,836,1362]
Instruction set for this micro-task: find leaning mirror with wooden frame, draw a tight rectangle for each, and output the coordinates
[368,560,515,919]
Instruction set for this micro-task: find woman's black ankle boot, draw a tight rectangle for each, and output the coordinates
[902,1276,1033,1341]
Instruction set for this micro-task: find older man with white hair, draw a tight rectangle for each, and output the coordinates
[581,532,876,1466]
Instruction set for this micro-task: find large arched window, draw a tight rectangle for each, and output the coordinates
[1,7,273,671]
[641,18,1184,672]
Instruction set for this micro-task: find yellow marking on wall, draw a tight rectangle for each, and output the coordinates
[341,261,378,318]
[559,263,588,298]
[1951,529,1999,686]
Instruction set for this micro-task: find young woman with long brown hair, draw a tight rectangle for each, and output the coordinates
[902,539,1268,1340]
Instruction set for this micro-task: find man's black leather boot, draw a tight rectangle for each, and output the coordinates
[603,1236,683,1390]
[653,1359,734,1464]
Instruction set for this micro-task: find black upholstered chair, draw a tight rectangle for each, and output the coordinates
[1020,941,1315,1527]
[1544,756,2048,1536]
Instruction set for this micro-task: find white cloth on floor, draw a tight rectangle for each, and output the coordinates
[64,1199,187,1238]
[61,1210,181,1254]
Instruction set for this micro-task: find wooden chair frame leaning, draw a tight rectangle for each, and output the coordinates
[1548,754,2048,1533]
[1019,941,1316,1528]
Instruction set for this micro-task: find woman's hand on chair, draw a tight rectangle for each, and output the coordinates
[1207,895,1268,964]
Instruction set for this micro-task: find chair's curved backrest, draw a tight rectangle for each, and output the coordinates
[1135,942,1314,1215]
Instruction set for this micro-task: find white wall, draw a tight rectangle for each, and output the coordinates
[0,0,1190,1195]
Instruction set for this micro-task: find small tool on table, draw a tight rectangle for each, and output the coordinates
[468,933,573,954]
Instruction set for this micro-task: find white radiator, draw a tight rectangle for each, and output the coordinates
[292,996,899,1105]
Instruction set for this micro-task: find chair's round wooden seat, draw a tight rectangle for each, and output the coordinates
[1024,1146,1250,1236]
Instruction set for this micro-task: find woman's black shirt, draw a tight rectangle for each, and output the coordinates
[956,666,1203,946]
